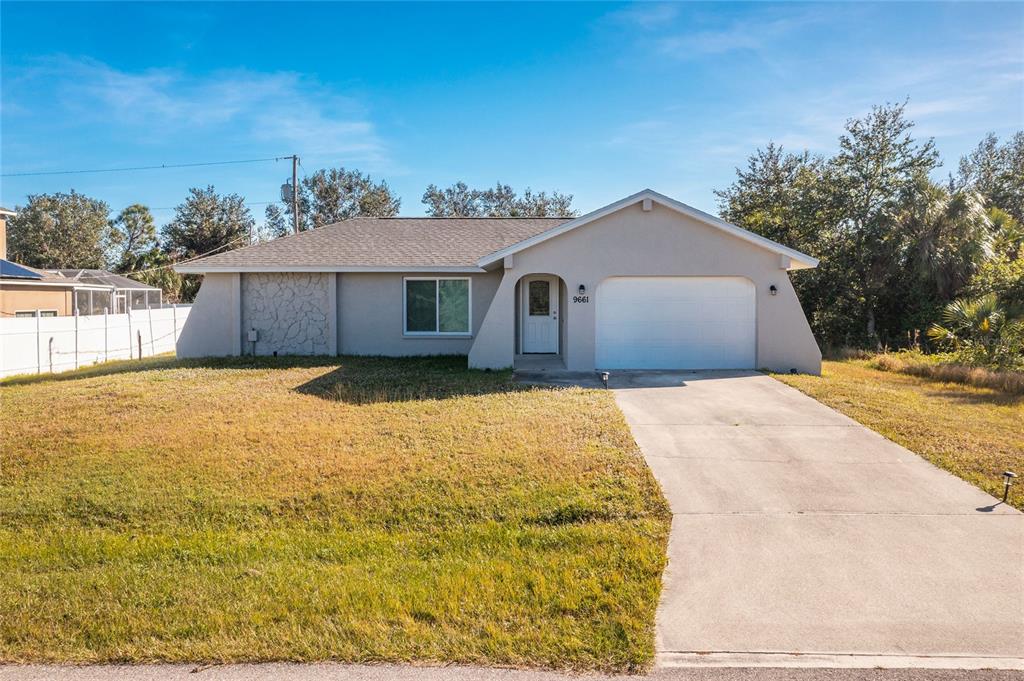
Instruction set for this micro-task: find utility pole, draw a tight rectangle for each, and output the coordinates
[291,155,300,234]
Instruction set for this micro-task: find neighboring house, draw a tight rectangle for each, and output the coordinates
[42,269,164,314]
[176,189,822,373]
[0,209,164,317]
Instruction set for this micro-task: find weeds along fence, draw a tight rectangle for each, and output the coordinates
[0,305,192,378]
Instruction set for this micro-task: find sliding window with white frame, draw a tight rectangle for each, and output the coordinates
[403,277,471,335]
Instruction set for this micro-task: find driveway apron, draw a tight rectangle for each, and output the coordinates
[611,371,1023,668]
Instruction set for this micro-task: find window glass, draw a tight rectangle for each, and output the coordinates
[405,280,437,332]
[40,310,57,317]
[528,280,550,316]
[91,290,111,315]
[75,290,90,315]
[438,279,469,333]
[15,311,35,318]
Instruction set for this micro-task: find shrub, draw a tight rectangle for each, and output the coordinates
[926,294,1024,370]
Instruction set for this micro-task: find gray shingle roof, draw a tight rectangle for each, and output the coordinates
[180,217,570,271]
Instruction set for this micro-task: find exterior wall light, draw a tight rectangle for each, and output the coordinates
[1003,471,1017,502]
[769,285,778,296]
[579,284,586,295]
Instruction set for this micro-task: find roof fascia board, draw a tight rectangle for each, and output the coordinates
[175,265,487,275]
[477,189,819,270]
[0,280,109,289]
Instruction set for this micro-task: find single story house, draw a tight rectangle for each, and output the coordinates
[176,189,822,373]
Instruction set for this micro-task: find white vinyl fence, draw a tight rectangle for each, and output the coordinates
[0,305,192,378]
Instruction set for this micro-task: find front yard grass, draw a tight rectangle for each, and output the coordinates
[775,360,1023,510]
[0,355,671,670]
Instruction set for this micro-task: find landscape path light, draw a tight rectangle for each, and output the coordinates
[1003,471,1016,503]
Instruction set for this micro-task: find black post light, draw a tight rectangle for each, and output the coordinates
[600,371,610,389]
[1003,471,1017,503]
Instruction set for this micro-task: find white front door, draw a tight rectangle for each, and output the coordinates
[522,275,559,353]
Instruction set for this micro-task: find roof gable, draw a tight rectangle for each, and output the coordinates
[477,189,818,270]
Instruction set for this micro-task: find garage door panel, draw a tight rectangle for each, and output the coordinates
[596,277,755,370]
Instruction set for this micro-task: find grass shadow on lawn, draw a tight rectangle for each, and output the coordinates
[919,386,1023,408]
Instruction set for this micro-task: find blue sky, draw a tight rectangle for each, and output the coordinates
[2,2,1022,226]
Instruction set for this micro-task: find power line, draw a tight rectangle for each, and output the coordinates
[1,156,293,178]
[147,200,278,211]
[124,235,251,277]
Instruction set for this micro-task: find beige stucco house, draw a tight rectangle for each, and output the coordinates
[176,189,822,373]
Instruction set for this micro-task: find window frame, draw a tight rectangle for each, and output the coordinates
[15,310,58,318]
[402,276,473,337]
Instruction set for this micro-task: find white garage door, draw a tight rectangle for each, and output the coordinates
[596,277,756,369]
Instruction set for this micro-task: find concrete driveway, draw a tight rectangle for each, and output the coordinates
[610,371,1024,670]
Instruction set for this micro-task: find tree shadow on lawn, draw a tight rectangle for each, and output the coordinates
[2,353,569,405]
[294,354,547,405]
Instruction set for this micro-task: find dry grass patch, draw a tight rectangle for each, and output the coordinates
[871,352,1024,395]
[775,360,1023,510]
[0,355,671,670]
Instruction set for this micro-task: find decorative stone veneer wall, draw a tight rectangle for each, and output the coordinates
[241,273,331,355]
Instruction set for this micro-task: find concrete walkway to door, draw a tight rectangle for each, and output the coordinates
[610,371,1023,670]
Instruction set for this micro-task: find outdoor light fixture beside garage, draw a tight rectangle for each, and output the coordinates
[578,284,586,295]
[770,285,778,296]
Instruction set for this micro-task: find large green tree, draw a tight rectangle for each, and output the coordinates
[280,167,400,231]
[715,143,824,254]
[109,204,159,272]
[714,103,1013,349]
[263,204,289,240]
[422,182,576,217]
[829,101,940,342]
[163,186,254,300]
[6,191,111,268]
[163,186,254,259]
[957,132,1024,223]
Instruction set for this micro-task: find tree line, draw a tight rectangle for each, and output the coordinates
[716,102,1021,358]
[5,179,576,301]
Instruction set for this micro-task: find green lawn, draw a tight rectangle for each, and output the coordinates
[0,355,671,670]
[775,360,1024,510]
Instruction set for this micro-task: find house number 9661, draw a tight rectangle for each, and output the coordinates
[572,295,590,304]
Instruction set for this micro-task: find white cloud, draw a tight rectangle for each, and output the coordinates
[656,10,827,58]
[14,56,391,169]
[608,3,680,30]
